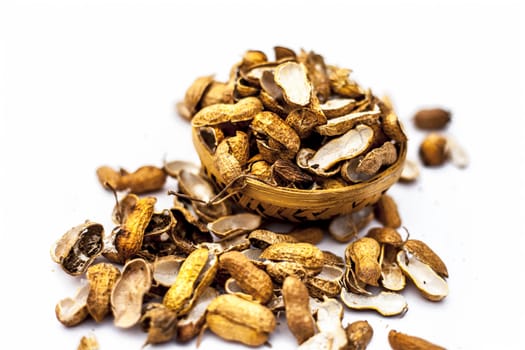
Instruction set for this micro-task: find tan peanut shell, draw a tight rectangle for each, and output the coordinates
[50,221,104,276]
[181,75,215,118]
[86,263,121,322]
[264,260,317,283]
[191,96,263,127]
[251,111,301,154]
[356,141,397,176]
[213,137,243,184]
[282,276,316,345]
[274,61,312,107]
[206,294,276,346]
[366,227,403,247]
[419,133,448,166]
[260,242,325,269]
[219,251,273,303]
[55,284,90,327]
[115,196,156,263]
[345,320,373,350]
[111,258,152,328]
[388,329,446,350]
[139,303,178,345]
[305,265,344,298]
[404,239,448,277]
[176,287,218,342]
[346,237,381,286]
[163,248,217,315]
[314,297,348,350]
[77,334,99,350]
[248,229,298,249]
[413,108,451,130]
[374,194,401,228]
[396,250,448,301]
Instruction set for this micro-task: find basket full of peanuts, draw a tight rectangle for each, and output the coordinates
[182,47,407,222]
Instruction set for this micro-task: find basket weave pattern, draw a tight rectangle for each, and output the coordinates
[193,128,406,222]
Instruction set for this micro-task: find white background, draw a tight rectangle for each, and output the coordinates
[1,1,524,349]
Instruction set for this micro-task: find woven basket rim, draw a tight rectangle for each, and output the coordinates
[192,126,407,195]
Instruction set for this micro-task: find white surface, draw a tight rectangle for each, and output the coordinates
[1,1,524,349]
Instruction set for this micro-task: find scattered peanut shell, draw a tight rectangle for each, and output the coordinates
[413,108,451,130]
[282,276,316,345]
[374,194,401,228]
[140,303,178,345]
[96,165,167,194]
[264,260,314,283]
[329,207,374,243]
[207,212,261,239]
[248,229,298,249]
[379,245,406,291]
[206,294,276,346]
[260,242,325,269]
[388,329,446,350]
[345,320,373,350]
[55,284,90,327]
[419,133,448,166]
[445,135,469,168]
[177,169,229,221]
[219,250,274,303]
[86,262,121,322]
[50,221,104,276]
[297,332,334,350]
[314,297,348,350]
[114,196,156,263]
[151,255,184,287]
[403,239,448,277]
[305,265,344,298]
[340,289,408,316]
[111,258,152,328]
[77,333,99,350]
[399,159,420,183]
[180,75,215,119]
[163,247,218,315]
[346,237,381,286]
[287,226,324,245]
[366,227,403,247]
[176,287,218,342]
[396,250,448,301]
[163,160,201,178]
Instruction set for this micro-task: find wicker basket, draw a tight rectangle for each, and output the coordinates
[192,127,407,222]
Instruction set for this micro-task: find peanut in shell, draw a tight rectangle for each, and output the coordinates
[346,237,382,287]
[374,193,401,228]
[388,329,445,350]
[206,294,276,346]
[219,251,273,303]
[260,242,325,269]
[282,276,316,345]
[163,247,218,315]
[191,96,263,127]
[114,196,156,263]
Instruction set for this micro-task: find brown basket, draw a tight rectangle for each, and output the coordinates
[192,127,407,222]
